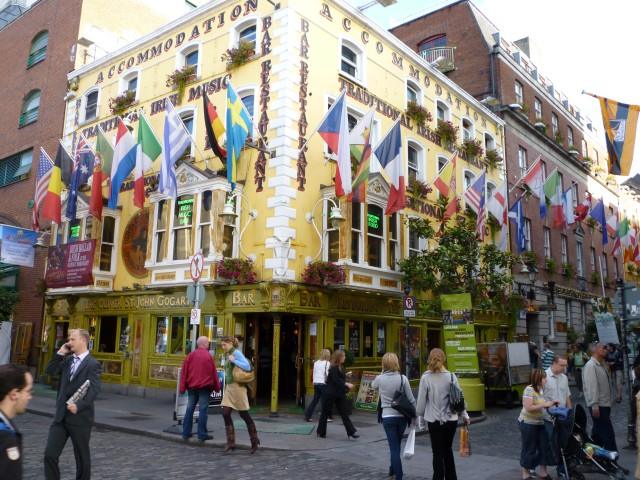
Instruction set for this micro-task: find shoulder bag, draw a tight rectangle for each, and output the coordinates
[232,357,255,384]
[391,375,416,420]
[449,372,466,414]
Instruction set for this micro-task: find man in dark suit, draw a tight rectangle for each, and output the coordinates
[44,328,101,480]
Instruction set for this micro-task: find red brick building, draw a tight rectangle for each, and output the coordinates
[391,0,619,347]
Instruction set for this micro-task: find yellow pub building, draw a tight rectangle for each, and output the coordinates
[44,0,507,412]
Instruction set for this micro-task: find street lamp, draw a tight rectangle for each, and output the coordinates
[305,198,345,261]
[218,190,258,258]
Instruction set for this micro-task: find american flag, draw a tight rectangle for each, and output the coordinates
[33,147,54,230]
[464,170,487,239]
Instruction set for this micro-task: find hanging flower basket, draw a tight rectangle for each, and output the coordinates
[435,120,458,149]
[407,179,432,199]
[302,261,346,286]
[109,90,137,117]
[484,149,503,170]
[217,258,257,284]
[166,65,197,104]
[221,40,255,71]
[461,139,484,161]
[405,101,433,126]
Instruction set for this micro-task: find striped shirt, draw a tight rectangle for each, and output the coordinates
[541,349,554,370]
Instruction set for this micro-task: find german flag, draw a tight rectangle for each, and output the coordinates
[203,90,227,162]
[41,142,69,224]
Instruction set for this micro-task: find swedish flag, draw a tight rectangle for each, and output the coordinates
[226,82,253,185]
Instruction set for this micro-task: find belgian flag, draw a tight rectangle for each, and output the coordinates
[203,90,227,162]
[40,142,70,224]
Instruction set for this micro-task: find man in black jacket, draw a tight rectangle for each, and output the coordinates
[44,328,101,480]
[0,364,33,480]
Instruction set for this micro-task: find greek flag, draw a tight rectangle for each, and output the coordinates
[160,99,191,198]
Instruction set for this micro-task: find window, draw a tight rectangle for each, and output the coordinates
[19,90,41,127]
[408,224,424,257]
[557,172,563,191]
[437,155,448,172]
[418,34,446,55]
[325,198,339,262]
[28,31,48,67]
[407,143,422,183]
[94,316,128,353]
[336,319,387,358]
[613,257,619,279]
[0,149,33,187]
[388,214,399,270]
[590,247,596,272]
[486,182,496,200]
[462,118,474,142]
[99,216,116,271]
[179,109,194,157]
[576,241,584,277]
[367,204,384,267]
[543,227,551,258]
[523,218,532,251]
[551,113,559,136]
[518,146,527,177]
[172,194,195,260]
[199,191,212,257]
[463,170,475,190]
[239,24,257,50]
[565,300,572,327]
[185,49,199,67]
[333,319,345,352]
[436,100,450,122]
[540,160,547,180]
[155,316,186,355]
[240,92,254,118]
[84,90,99,122]
[514,81,523,105]
[406,81,419,106]
[567,126,574,147]
[534,97,542,119]
[484,133,495,153]
[561,234,568,264]
[571,182,578,208]
[340,42,360,79]
[351,202,362,263]
[602,253,608,279]
[580,303,586,327]
[155,199,168,262]
[127,76,138,94]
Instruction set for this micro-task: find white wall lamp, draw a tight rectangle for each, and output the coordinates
[219,190,258,258]
[305,198,345,261]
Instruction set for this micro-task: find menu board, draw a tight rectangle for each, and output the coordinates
[443,323,479,375]
[354,371,380,411]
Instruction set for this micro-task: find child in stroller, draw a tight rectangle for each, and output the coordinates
[548,404,628,480]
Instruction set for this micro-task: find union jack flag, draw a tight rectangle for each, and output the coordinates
[33,147,53,230]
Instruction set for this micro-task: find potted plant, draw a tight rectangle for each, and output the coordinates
[407,178,432,199]
[109,90,137,117]
[562,262,575,278]
[435,120,458,149]
[590,271,600,285]
[554,132,564,146]
[166,65,197,104]
[484,149,503,171]
[460,139,484,161]
[582,155,593,170]
[405,101,432,126]
[521,250,538,268]
[302,261,346,286]
[544,257,556,272]
[534,118,546,132]
[221,40,255,71]
[216,258,257,284]
[568,145,579,156]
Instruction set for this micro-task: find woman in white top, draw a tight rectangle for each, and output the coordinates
[416,348,470,480]
[304,349,331,422]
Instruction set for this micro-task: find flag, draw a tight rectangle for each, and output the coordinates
[66,136,94,221]
[135,114,162,208]
[522,155,546,219]
[348,110,374,203]
[542,169,565,228]
[318,90,351,196]
[89,147,103,220]
[33,148,53,230]
[374,121,404,215]
[59,141,74,187]
[562,187,575,226]
[464,171,486,239]
[586,93,639,176]
[606,209,618,239]
[108,118,137,209]
[487,180,508,251]
[434,151,457,197]
[226,82,253,186]
[41,142,66,224]
[96,127,114,178]
[203,90,227,162]
[612,217,629,256]
[508,196,527,253]
[575,191,592,222]
[160,99,191,198]
[588,198,608,245]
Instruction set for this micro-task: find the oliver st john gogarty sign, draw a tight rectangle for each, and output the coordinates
[80,294,190,311]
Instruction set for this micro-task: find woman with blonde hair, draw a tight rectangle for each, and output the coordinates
[416,348,469,480]
[316,349,358,439]
[220,336,260,453]
[372,352,416,480]
[304,348,332,422]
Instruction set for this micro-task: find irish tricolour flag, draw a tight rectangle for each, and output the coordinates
[135,114,162,208]
[108,118,137,209]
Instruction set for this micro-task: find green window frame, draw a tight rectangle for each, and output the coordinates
[27,31,48,68]
[154,316,187,355]
[89,316,129,354]
[335,319,386,359]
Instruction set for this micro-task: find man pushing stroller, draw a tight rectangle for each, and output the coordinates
[543,355,572,478]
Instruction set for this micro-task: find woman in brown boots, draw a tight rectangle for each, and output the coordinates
[220,336,260,453]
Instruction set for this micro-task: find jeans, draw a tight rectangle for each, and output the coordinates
[304,384,325,420]
[518,421,550,470]
[590,406,617,451]
[428,420,458,480]
[382,416,408,480]
[182,388,211,440]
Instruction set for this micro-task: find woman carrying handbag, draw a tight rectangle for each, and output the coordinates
[372,352,416,480]
[220,336,260,453]
[316,350,358,439]
[304,349,332,422]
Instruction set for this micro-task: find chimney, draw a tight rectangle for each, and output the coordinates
[514,37,531,57]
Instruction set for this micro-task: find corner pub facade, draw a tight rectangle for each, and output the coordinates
[42,0,507,413]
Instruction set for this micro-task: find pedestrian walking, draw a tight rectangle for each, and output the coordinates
[605,343,623,403]
[571,345,589,397]
[518,369,555,480]
[219,336,260,453]
[540,339,555,370]
[44,329,101,480]
[371,352,416,480]
[583,342,617,451]
[304,349,332,422]
[415,348,469,480]
[317,350,358,439]
[0,364,33,480]
[543,355,572,477]
[179,336,221,442]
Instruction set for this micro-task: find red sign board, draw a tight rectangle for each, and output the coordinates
[45,240,96,288]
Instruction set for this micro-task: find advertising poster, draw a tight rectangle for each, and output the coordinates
[45,240,96,288]
[441,293,473,325]
[443,323,479,374]
[594,313,620,345]
[0,225,37,267]
[175,368,225,422]
[354,371,380,411]
[399,326,421,379]
[477,343,510,388]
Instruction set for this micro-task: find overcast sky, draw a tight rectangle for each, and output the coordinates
[348,0,640,176]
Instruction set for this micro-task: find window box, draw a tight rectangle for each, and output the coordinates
[109,90,137,117]
[302,261,345,286]
[221,40,256,71]
[484,149,503,171]
[407,179,432,199]
[405,101,432,126]
[460,139,484,161]
[435,120,458,149]
[166,65,197,104]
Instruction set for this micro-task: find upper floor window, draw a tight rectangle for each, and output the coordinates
[155,199,169,262]
[238,23,257,50]
[82,89,99,123]
[351,202,398,269]
[436,100,450,122]
[407,142,424,184]
[576,241,584,277]
[486,182,496,200]
[602,253,608,279]
[19,90,41,127]
[561,234,568,264]
[551,113,559,136]
[543,227,551,258]
[179,109,195,157]
[120,71,139,99]
[437,155,448,172]
[540,160,547,180]
[367,204,384,268]
[99,216,116,272]
[518,146,527,177]
[418,34,446,54]
[534,97,542,119]
[28,30,48,68]
[178,44,200,77]
[463,170,475,191]
[462,118,474,142]
[340,41,363,80]
[185,49,199,67]
[484,133,495,152]
[514,80,524,105]
[0,149,32,187]
[567,126,574,147]
[590,247,596,272]
[571,182,579,208]
[240,92,255,118]
[173,194,195,260]
[406,80,421,107]
[325,197,339,262]
[408,223,425,257]
[523,218,532,251]
[582,139,588,157]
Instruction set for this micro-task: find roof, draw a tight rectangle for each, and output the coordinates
[0,3,26,30]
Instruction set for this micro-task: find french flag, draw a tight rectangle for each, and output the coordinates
[108,118,137,209]
[318,91,351,196]
[374,121,405,215]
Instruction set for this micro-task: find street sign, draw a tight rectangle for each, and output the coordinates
[186,284,206,304]
[189,253,205,282]
[403,296,417,317]
[190,308,201,325]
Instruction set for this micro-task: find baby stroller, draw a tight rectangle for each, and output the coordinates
[548,405,628,480]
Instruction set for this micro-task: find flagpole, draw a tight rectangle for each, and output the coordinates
[296,90,347,155]
[226,80,272,155]
[598,255,606,297]
[508,154,542,194]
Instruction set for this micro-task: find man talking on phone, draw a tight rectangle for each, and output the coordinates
[44,329,101,480]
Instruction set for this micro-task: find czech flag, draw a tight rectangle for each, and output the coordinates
[318,91,351,197]
[108,118,137,209]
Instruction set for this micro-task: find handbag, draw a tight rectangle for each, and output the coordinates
[232,364,255,384]
[448,373,466,414]
[459,425,471,456]
[402,425,416,460]
[391,376,416,420]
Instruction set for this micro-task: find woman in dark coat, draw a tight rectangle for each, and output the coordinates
[316,350,358,439]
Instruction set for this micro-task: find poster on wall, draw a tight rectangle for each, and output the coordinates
[45,240,96,288]
[354,371,380,411]
[0,225,37,267]
[399,326,421,379]
[594,312,620,345]
[441,293,478,375]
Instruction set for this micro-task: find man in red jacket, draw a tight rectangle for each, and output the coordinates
[180,336,221,442]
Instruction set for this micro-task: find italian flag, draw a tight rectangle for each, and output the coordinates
[542,169,565,228]
[135,114,162,208]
